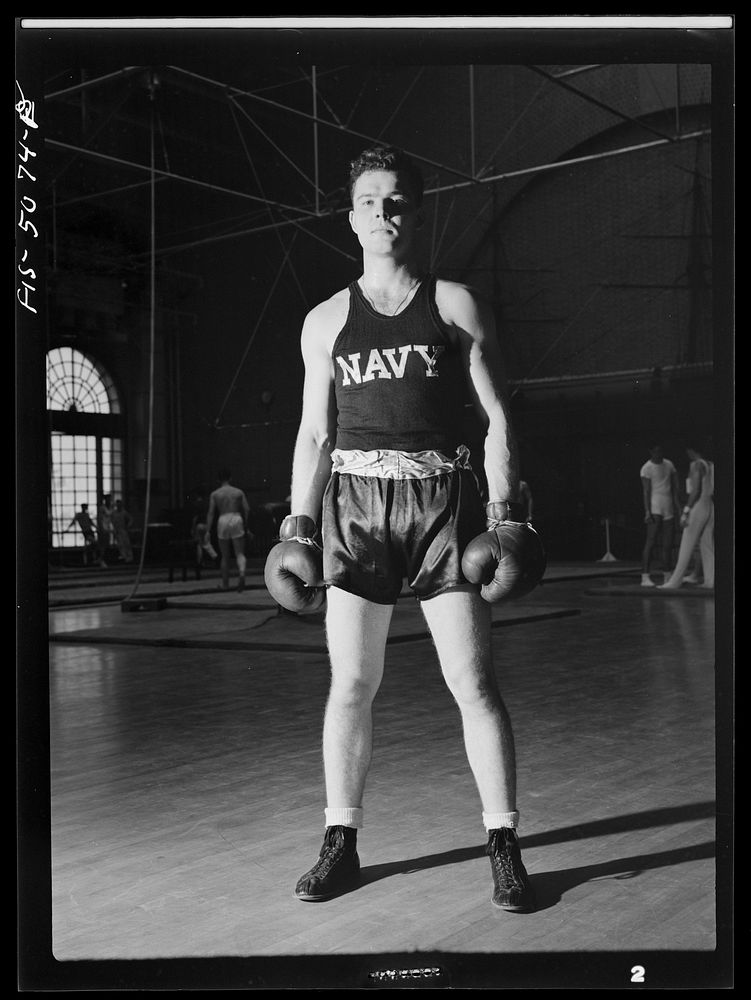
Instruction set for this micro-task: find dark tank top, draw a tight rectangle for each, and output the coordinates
[331,275,468,453]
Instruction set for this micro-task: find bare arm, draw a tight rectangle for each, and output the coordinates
[670,465,681,513]
[438,281,517,505]
[685,460,704,509]
[641,476,653,518]
[289,305,339,523]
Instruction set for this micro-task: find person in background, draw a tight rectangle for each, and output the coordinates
[206,469,251,592]
[639,444,680,586]
[66,503,106,567]
[98,494,114,552]
[191,493,219,568]
[111,499,134,564]
[660,440,714,590]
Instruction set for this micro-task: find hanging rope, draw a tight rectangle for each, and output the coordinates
[125,74,158,602]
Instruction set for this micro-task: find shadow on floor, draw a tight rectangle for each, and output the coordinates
[527,839,715,913]
[351,801,716,902]
[519,800,715,850]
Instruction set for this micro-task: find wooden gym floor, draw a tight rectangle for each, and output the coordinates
[22,556,731,989]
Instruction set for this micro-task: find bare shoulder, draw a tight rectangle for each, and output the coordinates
[434,278,495,344]
[434,278,489,326]
[302,286,351,355]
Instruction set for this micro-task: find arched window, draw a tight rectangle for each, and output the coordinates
[47,347,120,415]
[47,347,124,550]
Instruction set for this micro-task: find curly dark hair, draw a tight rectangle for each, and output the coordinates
[348,146,424,206]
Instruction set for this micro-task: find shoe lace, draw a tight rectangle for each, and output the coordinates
[488,834,523,888]
[310,829,348,877]
[314,846,340,877]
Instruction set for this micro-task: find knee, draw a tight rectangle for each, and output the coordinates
[328,672,381,709]
[443,664,500,712]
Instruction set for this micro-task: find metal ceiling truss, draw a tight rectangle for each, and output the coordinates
[42,61,712,431]
[44,62,710,259]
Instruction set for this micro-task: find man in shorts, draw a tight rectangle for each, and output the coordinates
[66,502,107,567]
[640,444,680,586]
[206,469,251,592]
[282,146,535,912]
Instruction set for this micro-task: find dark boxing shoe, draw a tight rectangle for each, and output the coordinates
[486,827,536,913]
[294,825,361,902]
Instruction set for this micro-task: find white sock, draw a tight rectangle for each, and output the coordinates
[325,806,363,829]
[483,810,520,831]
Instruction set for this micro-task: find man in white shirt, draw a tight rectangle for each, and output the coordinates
[639,444,680,586]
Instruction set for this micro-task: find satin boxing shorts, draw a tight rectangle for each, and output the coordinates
[217,512,245,540]
[321,446,485,604]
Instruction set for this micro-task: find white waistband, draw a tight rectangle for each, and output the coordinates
[331,444,472,480]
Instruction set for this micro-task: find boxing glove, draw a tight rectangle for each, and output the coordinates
[462,520,546,603]
[264,514,326,614]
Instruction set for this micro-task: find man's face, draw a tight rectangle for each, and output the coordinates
[650,446,664,463]
[348,169,422,254]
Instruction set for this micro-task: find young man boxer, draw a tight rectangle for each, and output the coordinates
[265,146,541,912]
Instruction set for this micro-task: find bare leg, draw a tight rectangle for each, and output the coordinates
[661,517,675,573]
[294,588,390,902]
[323,587,394,809]
[641,516,662,575]
[420,587,516,813]
[231,535,246,590]
[420,586,536,913]
[217,537,231,589]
